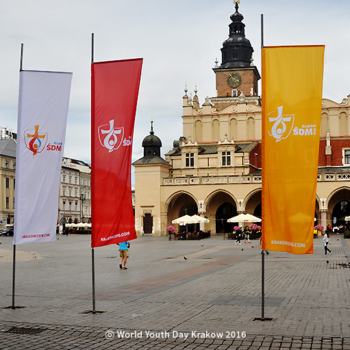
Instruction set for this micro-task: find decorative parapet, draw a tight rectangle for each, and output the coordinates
[190,178,200,184]
[253,176,262,183]
[337,174,350,181]
[202,177,213,184]
[163,172,348,186]
[213,177,227,184]
[324,174,335,181]
[174,178,188,185]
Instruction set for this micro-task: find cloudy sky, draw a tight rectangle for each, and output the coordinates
[0,0,349,181]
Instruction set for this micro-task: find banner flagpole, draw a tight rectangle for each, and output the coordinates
[261,14,265,320]
[12,42,24,309]
[260,14,267,322]
[91,32,96,314]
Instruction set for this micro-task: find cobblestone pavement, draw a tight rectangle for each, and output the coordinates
[0,234,349,349]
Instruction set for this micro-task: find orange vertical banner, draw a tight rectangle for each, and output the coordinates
[262,45,325,254]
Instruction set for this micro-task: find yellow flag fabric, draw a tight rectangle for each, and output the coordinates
[262,46,325,254]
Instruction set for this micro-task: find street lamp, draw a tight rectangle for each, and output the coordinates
[80,193,85,222]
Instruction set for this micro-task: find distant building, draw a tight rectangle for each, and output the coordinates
[59,157,91,224]
[133,2,350,236]
[0,137,16,229]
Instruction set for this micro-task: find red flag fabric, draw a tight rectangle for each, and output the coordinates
[91,59,142,248]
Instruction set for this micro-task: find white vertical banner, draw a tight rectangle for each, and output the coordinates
[13,70,72,245]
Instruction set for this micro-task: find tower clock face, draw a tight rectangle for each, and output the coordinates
[227,72,242,88]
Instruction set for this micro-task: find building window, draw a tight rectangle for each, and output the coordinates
[69,176,72,184]
[63,187,66,196]
[13,162,16,169]
[6,197,9,209]
[186,153,194,167]
[345,150,350,165]
[75,177,78,184]
[69,202,72,211]
[13,179,15,189]
[222,151,231,166]
[75,188,78,197]
[63,175,66,183]
[5,160,9,168]
[13,198,15,209]
[75,201,78,211]
[6,178,9,188]
[63,201,66,210]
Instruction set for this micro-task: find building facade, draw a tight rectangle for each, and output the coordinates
[133,3,350,236]
[59,157,91,224]
[0,137,16,230]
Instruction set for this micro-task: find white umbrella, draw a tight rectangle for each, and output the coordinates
[227,213,261,223]
[172,215,200,225]
[191,215,209,223]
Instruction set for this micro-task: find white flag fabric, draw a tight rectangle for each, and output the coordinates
[13,70,72,245]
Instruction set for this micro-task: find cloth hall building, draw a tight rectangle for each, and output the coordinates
[133,3,350,236]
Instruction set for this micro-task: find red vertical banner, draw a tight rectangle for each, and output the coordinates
[91,59,142,248]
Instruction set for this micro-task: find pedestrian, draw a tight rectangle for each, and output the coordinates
[244,226,251,244]
[235,227,242,245]
[118,240,130,270]
[323,233,331,255]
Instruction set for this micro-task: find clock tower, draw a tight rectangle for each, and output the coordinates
[213,0,260,98]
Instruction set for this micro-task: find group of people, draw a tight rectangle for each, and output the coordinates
[234,226,251,245]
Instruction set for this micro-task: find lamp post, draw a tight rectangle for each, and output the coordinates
[80,193,85,222]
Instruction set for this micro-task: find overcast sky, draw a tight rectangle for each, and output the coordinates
[0,0,349,181]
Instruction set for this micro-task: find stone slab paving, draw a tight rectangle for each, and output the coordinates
[0,234,349,349]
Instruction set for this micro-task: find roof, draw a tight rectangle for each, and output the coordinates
[0,138,16,158]
[166,142,259,157]
[133,156,170,166]
[235,142,259,153]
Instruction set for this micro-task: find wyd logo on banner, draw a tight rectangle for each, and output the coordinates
[24,125,48,155]
[268,106,295,143]
[98,120,124,153]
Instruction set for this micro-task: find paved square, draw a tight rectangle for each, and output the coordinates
[0,234,350,349]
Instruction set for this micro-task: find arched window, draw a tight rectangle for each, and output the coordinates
[212,119,220,141]
[195,120,202,141]
[247,117,255,140]
[320,113,328,137]
[340,112,348,136]
[230,118,237,141]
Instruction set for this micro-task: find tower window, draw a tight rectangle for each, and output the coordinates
[345,150,350,164]
[222,151,231,166]
[186,153,194,167]
[233,49,237,59]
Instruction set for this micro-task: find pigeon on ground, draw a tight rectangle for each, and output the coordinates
[242,249,244,251]
[251,246,254,248]
[184,257,188,260]
[201,244,204,247]
[327,260,329,264]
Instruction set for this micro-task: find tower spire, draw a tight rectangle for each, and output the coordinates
[150,120,154,135]
[234,0,240,13]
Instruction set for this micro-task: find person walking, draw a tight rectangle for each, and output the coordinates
[244,226,251,244]
[235,227,242,245]
[118,240,130,270]
[323,233,332,255]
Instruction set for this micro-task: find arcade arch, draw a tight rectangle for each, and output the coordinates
[244,189,261,217]
[327,187,350,226]
[166,191,198,226]
[205,190,237,234]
